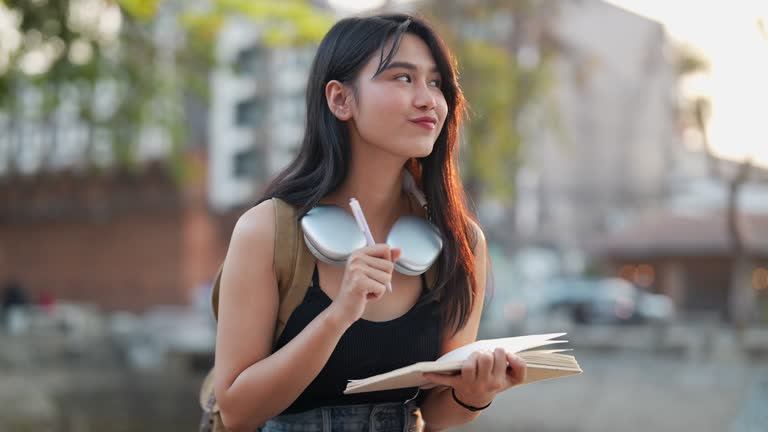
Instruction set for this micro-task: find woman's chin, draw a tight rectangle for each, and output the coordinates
[371,138,434,160]
[401,140,434,158]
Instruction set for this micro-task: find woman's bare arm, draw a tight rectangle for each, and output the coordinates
[419,222,527,431]
[213,200,351,431]
[419,222,488,430]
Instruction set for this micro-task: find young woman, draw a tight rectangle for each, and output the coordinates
[213,13,527,432]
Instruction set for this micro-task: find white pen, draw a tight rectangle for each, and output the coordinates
[349,198,393,292]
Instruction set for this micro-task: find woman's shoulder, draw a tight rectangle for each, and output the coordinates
[230,199,277,250]
[467,218,486,254]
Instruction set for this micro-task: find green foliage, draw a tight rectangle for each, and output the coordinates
[461,41,520,197]
[118,0,162,21]
[213,0,334,46]
[0,0,331,180]
[423,0,563,201]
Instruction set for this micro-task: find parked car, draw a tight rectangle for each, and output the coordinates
[537,277,675,325]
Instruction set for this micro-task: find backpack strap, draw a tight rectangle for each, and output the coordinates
[272,198,316,343]
[209,197,315,344]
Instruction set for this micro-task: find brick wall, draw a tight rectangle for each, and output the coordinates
[0,163,240,312]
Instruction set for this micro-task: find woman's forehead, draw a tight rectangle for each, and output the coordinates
[367,33,439,76]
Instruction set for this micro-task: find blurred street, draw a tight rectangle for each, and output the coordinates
[1,311,767,431]
[457,350,767,432]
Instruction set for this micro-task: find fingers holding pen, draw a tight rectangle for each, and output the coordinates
[332,244,402,323]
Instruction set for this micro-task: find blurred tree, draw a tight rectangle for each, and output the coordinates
[421,0,564,201]
[674,44,719,177]
[674,42,764,326]
[0,0,332,181]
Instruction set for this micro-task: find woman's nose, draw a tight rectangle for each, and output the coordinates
[413,82,436,110]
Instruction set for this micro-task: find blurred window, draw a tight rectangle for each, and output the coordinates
[236,46,267,76]
[235,97,265,127]
[233,147,265,179]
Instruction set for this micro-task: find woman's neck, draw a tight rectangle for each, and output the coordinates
[323,138,410,238]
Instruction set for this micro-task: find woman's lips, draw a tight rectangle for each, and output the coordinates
[409,120,436,130]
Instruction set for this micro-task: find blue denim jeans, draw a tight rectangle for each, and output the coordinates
[258,401,422,432]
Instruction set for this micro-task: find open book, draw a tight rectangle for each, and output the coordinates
[344,333,582,394]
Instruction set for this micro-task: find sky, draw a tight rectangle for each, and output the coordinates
[327,0,388,14]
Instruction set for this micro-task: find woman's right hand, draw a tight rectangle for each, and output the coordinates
[329,244,401,327]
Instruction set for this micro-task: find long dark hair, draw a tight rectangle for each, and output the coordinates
[261,13,479,334]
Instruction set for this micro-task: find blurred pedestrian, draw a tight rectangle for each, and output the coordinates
[1,278,29,332]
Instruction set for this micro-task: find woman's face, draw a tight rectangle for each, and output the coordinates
[348,33,448,159]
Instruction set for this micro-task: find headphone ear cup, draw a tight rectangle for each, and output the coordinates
[387,216,443,276]
[301,205,367,265]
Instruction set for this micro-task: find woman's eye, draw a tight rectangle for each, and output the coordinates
[394,74,440,88]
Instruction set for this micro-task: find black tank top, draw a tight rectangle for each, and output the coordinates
[275,265,442,414]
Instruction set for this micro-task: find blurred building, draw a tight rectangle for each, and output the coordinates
[507,0,768,322]
[514,0,679,258]
[0,81,224,311]
[593,160,768,322]
[208,17,315,211]
[0,159,231,311]
[0,7,323,311]
[0,4,226,312]
[593,209,768,321]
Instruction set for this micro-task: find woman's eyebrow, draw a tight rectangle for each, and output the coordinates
[384,61,439,73]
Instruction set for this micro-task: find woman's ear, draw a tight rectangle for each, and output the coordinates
[325,80,352,121]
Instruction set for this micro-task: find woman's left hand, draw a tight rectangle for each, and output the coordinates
[422,348,527,409]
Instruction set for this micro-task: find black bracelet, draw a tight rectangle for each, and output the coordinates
[451,388,492,411]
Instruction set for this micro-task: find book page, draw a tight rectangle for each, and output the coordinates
[437,333,567,363]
